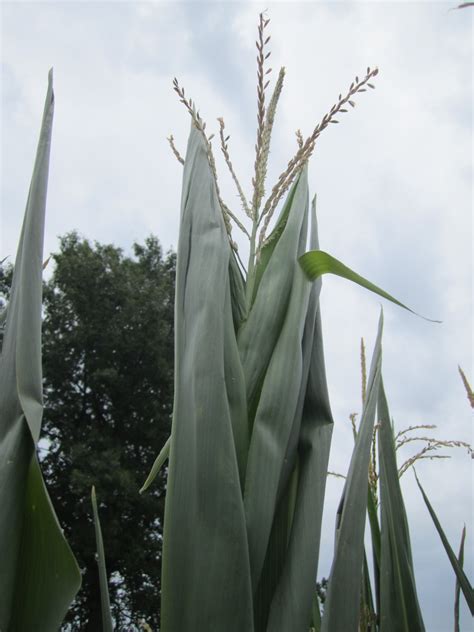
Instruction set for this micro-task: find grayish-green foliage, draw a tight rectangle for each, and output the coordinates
[160,125,335,632]
[0,70,81,631]
[378,380,425,631]
[321,313,383,632]
[414,471,474,615]
[161,126,254,632]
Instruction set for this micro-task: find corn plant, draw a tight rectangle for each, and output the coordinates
[2,13,471,632]
[141,13,447,632]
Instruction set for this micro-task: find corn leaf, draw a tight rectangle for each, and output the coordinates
[299,251,440,322]
[229,248,247,330]
[160,126,253,632]
[91,486,114,632]
[378,379,425,631]
[454,525,466,632]
[321,311,384,632]
[253,462,298,631]
[237,170,308,425]
[361,550,377,632]
[414,471,474,615]
[0,70,81,630]
[367,485,381,616]
[265,304,333,632]
[140,435,170,493]
[264,198,334,632]
[250,180,299,306]
[367,484,381,564]
[240,168,313,594]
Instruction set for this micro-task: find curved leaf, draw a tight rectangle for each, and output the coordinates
[414,471,474,615]
[264,196,334,632]
[140,435,170,494]
[378,380,425,632]
[241,168,312,595]
[299,250,440,322]
[454,526,466,632]
[0,71,81,630]
[321,311,384,632]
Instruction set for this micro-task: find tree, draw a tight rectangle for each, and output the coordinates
[0,259,13,349]
[38,232,175,630]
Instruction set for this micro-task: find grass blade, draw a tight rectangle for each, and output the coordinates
[414,471,474,615]
[299,250,440,322]
[160,126,253,632]
[321,311,384,632]
[454,525,466,632]
[91,486,114,632]
[0,70,81,630]
[378,379,425,631]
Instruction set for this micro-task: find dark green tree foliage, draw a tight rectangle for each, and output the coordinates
[0,260,13,349]
[38,232,175,630]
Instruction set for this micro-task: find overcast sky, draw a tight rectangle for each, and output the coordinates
[1,1,472,630]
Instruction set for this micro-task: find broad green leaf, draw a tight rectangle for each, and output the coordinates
[140,435,170,493]
[160,126,253,632]
[253,461,298,632]
[0,70,81,630]
[238,168,309,424]
[250,179,299,306]
[264,197,334,632]
[91,486,114,632]
[299,250,440,322]
[414,471,474,615]
[454,525,466,632]
[274,195,322,504]
[321,311,384,632]
[265,305,333,632]
[8,455,82,630]
[251,195,317,630]
[378,380,425,631]
[241,168,312,594]
[223,275,250,488]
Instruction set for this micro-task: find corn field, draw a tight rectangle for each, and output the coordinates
[0,12,472,632]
